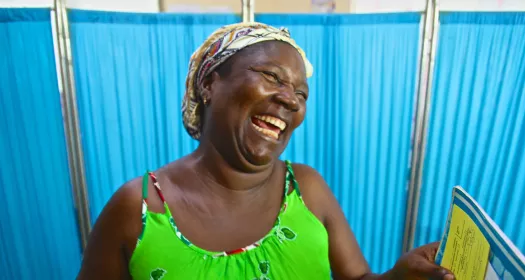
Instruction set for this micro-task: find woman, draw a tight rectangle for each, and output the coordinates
[78,23,454,280]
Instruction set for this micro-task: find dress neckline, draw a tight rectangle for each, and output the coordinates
[145,160,299,258]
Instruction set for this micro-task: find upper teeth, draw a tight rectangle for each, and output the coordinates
[254,115,286,131]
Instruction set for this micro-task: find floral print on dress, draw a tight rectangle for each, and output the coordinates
[252,261,270,280]
[169,216,192,246]
[277,226,297,242]
[138,201,147,242]
[150,268,167,280]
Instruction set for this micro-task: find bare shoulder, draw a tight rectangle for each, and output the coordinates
[78,176,145,279]
[290,163,338,225]
[106,177,142,220]
[86,176,144,250]
[105,177,144,236]
[290,163,331,194]
[110,177,143,212]
[290,163,325,183]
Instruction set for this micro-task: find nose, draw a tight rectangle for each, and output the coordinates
[273,89,299,112]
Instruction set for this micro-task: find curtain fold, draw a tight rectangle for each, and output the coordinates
[257,13,421,272]
[415,12,525,253]
[0,8,82,279]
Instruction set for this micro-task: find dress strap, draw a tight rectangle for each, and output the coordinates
[284,160,301,198]
[138,171,167,244]
[148,172,167,202]
[142,172,149,201]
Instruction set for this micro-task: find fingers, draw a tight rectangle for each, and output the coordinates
[427,241,442,251]
[417,241,442,260]
[423,242,454,279]
[410,257,455,280]
[412,242,446,267]
[425,265,454,280]
[396,242,455,280]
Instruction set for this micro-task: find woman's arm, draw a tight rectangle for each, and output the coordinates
[77,182,142,280]
[292,163,373,279]
[292,163,454,280]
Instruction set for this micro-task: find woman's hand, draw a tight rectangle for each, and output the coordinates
[388,242,455,280]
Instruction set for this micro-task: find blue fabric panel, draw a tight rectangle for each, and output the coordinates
[0,8,82,279]
[70,11,420,273]
[68,10,241,221]
[415,12,525,254]
[257,13,421,272]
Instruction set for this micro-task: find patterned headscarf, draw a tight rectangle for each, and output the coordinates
[182,22,313,140]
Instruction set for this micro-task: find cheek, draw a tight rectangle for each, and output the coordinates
[235,82,270,110]
[212,84,261,126]
[292,106,306,130]
[215,81,253,112]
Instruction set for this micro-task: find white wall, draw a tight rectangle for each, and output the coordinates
[0,0,159,12]
[350,0,525,12]
[1,0,524,13]
[67,0,159,12]
[352,0,426,13]
[440,0,525,11]
[162,0,349,13]
[163,0,525,13]
[0,0,51,7]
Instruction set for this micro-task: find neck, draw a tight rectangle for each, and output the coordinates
[190,140,277,192]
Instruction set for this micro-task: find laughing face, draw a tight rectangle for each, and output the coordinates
[199,41,308,167]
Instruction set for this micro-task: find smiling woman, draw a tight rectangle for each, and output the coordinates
[77,23,455,280]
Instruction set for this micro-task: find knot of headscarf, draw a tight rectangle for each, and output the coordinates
[182,22,313,140]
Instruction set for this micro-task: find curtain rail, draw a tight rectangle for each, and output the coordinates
[402,0,440,253]
[53,0,91,250]
[242,0,255,22]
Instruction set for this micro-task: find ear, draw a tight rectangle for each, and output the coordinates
[201,71,221,103]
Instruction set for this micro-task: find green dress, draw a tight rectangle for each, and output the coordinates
[129,161,331,279]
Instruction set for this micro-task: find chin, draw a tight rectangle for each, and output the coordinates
[244,147,278,166]
[235,120,290,168]
[238,135,283,168]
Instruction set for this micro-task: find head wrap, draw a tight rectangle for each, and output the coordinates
[182,22,313,140]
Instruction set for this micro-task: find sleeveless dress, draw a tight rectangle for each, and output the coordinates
[129,161,331,279]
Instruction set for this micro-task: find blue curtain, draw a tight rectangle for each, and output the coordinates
[0,9,82,279]
[415,12,525,253]
[257,14,421,272]
[68,11,240,220]
[70,11,421,273]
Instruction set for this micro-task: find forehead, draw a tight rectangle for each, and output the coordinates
[230,41,306,75]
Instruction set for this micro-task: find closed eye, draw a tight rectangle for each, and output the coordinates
[261,71,281,84]
[255,68,307,100]
[296,91,308,100]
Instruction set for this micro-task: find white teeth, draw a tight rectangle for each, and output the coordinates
[254,115,286,131]
[252,123,279,140]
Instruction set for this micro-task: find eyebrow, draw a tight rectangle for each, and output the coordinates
[252,61,286,72]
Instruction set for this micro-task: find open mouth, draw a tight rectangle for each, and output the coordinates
[251,115,286,140]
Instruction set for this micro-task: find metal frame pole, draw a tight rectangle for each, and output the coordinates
[402,0,440,253]
[53,0,92,250]
[242,0,255,22]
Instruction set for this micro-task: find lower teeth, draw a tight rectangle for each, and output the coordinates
[252,123,278,139]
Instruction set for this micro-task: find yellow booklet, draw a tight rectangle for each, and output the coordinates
[435,186,525,280]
